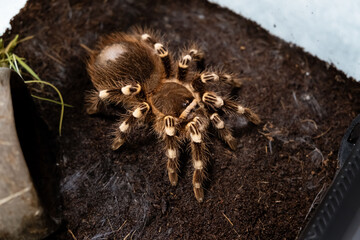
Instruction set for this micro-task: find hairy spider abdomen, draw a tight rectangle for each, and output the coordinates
[151,82,194,117]
[87,33,163,92]
[96,43,127,66]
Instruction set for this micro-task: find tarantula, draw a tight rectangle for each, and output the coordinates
[85,28,260,202]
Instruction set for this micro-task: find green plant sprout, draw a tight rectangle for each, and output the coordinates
[0,35,72,136]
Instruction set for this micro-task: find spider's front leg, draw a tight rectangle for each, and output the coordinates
[202,92,261,125]
[186,117,209,203]
[111,102,150,150]
[192,72,242,94]
[161,116,181,186]
[176,47,205,81]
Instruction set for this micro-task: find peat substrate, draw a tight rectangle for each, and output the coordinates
[3,0,360,239]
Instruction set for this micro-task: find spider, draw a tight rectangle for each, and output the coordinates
[85,28,260,202]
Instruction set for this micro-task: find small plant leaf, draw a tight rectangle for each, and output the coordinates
[0,38,3,51]
[4,35,19,54]
[5,53,15,68]
[14,54,41,80]
[12,54,23,79]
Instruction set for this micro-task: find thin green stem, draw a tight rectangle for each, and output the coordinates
[31,94,73,108]
[25,80,65,136]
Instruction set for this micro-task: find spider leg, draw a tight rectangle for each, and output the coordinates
[191,72,242,96]
[85,89,106,115]
[85,83,142,115]
[186,117,208,202]
[177,47,205,81]
[202,91,261,125]
[161,116,181,186]
[210,113,237,150]
[140,33,172,78]
[201,72,241,86]
[189,47,205,72]
[111,102,150,150]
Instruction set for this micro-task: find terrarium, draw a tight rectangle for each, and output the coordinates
[0,1,359,239]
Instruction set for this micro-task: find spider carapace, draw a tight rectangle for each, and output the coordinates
[86,28,260,202]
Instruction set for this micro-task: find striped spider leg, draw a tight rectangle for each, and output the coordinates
[186,115,209,202]
[112,102,150,150]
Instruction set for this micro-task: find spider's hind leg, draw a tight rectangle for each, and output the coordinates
[140,33,172,78]
[111,102,150,150]
[85,89,106,115]
[85,83,142,115]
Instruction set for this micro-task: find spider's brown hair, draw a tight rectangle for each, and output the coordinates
[85,29,260,202]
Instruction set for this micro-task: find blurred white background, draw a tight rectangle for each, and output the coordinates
[0,0,26,34]
[1,0,359,81]
[212,0,360,81]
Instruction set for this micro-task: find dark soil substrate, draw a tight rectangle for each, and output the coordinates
[3,0,360,239]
